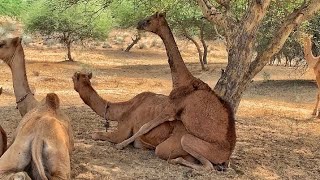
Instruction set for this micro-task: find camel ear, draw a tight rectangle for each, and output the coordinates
[159,12,166,17]
[76,72,80,80]
[156,12,166,18]
[88,72,92,79]
[12,37,20,46]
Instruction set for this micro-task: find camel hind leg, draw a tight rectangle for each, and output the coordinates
[116,113,175,149]
[0,140,31,173]
[170,134,230,171]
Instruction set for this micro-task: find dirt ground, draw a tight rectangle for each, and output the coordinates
[1,38,320,179]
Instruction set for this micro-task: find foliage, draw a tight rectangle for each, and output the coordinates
[306,12,320,56]
[23,0,115,60]
[0,0,27,17]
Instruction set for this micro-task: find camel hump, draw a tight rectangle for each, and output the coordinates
[45,93,60,110]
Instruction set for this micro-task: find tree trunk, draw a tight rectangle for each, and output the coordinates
[125,34,141,52]
[67,41,73,61]
[200,23,208,65]
[198,0,320,113]
[183,28,206,71]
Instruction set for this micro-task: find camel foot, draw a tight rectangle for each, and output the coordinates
[92,132,106,141]
[115,143,125,150]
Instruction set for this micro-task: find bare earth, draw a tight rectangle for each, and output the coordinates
[0,40,320,179]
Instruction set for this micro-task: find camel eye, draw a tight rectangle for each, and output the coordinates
[0,43,4,48]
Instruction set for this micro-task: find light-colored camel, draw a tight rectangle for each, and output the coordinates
[0,93,73,180]
[300,34,320,117]
[116,13,236,171]
[0,37,38,117]
[0,37,74,179]
[73,72,195,162]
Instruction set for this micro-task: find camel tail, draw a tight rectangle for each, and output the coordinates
[45,93,60,110]
[0,125,7,156]
[31,137,48,180]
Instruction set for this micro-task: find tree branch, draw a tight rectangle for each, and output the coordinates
[196,0,228,29]
[248,0,320,79]
[240,0,271,34]
[215,0,230,10]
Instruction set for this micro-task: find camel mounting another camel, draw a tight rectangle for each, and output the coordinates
[73,71,198,163]
[116,12,236,171]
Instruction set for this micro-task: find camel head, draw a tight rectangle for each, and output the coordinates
[137,12,167,33]
[0,37,22,64]
[72,71,93,92]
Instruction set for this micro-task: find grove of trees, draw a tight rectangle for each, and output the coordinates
[1,0,320,112]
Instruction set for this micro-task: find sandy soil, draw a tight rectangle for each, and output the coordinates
[0,39,320,179]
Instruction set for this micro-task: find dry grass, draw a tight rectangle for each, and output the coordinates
[0,40,320,179]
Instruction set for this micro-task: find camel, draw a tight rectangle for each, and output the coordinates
[116,12,236,171]
[72,72,195,162]
[0,93,73,180]
[0,37,38,117]
[0,37,74,179]
[300,34,320,117]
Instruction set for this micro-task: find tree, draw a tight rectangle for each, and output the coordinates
[23,0,114,61]
[0,0,26,17]
[197,0,320,112]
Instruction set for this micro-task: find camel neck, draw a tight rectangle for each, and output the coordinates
[78,85,107,118]
[78,85,131,121]
[157,23,194,89]
[303,37,319,68]
[8,45,38,116]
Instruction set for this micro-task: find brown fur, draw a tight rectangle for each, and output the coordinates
[0,93,74,180]
[117,13,236,171]
[73,72,196,162]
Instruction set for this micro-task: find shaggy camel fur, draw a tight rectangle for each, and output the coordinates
[73,72,195,162]
[116,13,236,171]
[0,37,74,179]
[0,93,73,180]
[300,34,320,117]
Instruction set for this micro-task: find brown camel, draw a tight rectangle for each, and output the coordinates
[0,37,74,179]
[73,72,195,162]
[300,34,320,117]
[116,13,236,171]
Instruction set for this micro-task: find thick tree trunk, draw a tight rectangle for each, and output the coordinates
[198,0,320,113]
[183,29,206,70]
[125,34,141,52]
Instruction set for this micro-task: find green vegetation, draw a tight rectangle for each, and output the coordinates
[23,0,115,61]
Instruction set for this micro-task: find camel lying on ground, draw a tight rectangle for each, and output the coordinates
[0,37,74,179]
[116,12,236,171]
[73,72,196,162]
